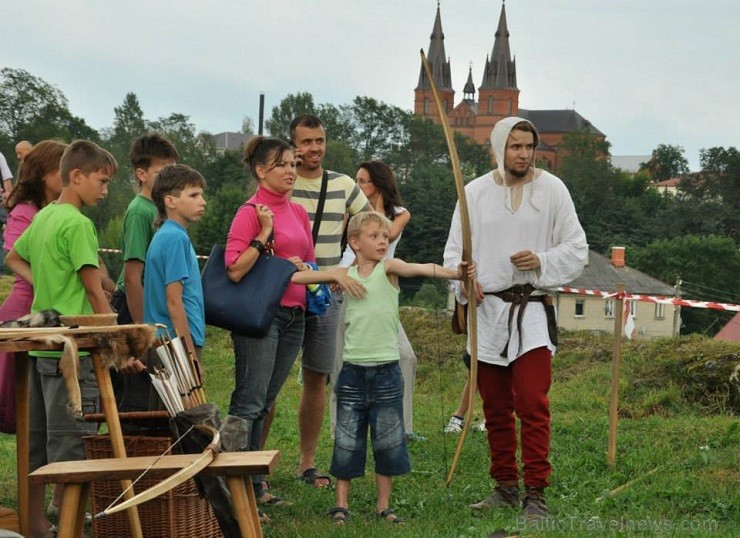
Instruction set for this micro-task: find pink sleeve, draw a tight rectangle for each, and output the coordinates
[4,204,37,251]
[224,204,259,267]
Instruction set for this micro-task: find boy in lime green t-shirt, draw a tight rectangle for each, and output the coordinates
[6,139,118,538]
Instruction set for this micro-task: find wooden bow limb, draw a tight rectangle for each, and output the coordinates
[419,49,479,486]
[94,424,220,519]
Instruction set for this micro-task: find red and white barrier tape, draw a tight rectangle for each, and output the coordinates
[99,247,210,260]
[557,286,740,312]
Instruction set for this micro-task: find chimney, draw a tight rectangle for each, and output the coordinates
[611,246,625,268]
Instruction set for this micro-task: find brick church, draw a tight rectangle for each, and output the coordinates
[415,2,605,170]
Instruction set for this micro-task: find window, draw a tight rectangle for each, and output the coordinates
[604,300,615,318]
[654,303,665,319]
[423,98,429,115]
[487,96,493,114]
[630,301,637,318]
[575,300,585,317]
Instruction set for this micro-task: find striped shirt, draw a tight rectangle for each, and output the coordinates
[292,170,369,269]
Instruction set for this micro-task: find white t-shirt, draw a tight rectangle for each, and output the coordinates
[0,152,12,182]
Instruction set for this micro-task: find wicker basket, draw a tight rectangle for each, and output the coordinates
[84,435,223,538]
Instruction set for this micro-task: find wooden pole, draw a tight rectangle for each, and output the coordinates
[15,353,30,537]
[607,284,624,467]
[92,353,143,538]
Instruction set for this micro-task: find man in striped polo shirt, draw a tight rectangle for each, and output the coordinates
[290,114,369,487]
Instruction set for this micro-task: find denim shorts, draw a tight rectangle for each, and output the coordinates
[330,361,410,480]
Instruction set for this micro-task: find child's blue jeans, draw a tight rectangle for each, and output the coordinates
[330,361,410,479]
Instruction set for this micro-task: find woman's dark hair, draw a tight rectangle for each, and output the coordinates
[243,136,293,178]
[7,140,68,211]
[358,160,403,220]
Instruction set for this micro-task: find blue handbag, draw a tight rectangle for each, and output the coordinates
[201,242,297,337]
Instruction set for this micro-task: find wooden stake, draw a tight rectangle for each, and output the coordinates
[607,284,624,467]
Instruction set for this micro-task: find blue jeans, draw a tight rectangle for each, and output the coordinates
[330,361,410,480]
[228,306,305,495]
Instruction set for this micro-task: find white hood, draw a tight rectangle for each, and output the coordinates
[489,116,538,182]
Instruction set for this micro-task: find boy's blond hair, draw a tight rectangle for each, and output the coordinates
[347,211,391,242]
[60,140,118,185]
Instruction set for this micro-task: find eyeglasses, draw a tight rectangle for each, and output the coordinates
[356,178,373,185]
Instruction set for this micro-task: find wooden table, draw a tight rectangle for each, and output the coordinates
[0,325,154,538]
[30,451,279,538]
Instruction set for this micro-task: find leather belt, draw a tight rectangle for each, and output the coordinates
[489,284,556,358]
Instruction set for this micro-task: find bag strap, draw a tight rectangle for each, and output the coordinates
[245,202,275,243]
[311,170,329,245]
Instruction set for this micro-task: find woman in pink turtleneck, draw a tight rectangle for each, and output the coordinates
[224,136,313,508]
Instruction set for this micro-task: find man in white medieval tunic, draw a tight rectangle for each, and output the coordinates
[443,116,588,518]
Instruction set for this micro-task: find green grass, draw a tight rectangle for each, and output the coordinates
[1,295,738,536]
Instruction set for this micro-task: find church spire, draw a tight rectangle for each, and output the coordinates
[416,4,453,91]
[463,63,476,101]
[480,2,517,89]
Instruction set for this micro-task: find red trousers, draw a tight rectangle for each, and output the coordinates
[477,347,552,488]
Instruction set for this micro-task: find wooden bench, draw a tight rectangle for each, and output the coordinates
[29,450,279,538]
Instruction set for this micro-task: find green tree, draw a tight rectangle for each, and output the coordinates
[0,68,99,155]
[0,68,68,141]
[110,92,147,151]
[265,92,316,140]
[631,235,740,335]
[640,144,690,182]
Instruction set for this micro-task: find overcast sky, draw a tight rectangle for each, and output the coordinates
[3,0,738,170]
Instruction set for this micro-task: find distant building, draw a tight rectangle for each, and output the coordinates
[557,247,679,338]
[211,131,250,152]
[415,2,605,171]
[610,155,652,174]
[653,177,681,195]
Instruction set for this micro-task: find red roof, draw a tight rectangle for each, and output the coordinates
[714,312,740,341]
[655,177,681,187]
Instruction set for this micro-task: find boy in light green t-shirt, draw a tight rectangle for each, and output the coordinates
[292,211,474,525]
[6,139,118,538]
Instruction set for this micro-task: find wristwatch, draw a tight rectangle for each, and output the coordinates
[250,239,266,253]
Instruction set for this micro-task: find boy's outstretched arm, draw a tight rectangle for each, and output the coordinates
[79,265,114,314]
[385,258,476,281]
[4,248,33,284]
[291,267,366,299]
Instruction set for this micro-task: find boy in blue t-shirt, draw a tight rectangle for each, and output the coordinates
[6,139,118,537]
[144,164,207,367]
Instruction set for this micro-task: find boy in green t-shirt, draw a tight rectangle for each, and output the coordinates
[109,133,178,418]
[6,139,118,538]
[111,133,179,324]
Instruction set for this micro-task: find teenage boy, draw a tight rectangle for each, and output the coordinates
[144,164,207,366]
[110,133,178,416]
[292,211,475,524]
[6,139,118,538]
[112,133,179,324]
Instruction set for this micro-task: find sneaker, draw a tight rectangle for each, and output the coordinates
[405,432,427,443]
[469,484,521,510]
[522,487,549,519]
[444,415,464,433]
[472,420,486,432]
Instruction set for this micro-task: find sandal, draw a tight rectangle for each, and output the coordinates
[376,508,405,524]
[298,467,332,488]
[258,509,272,524]
[327,506,349,525]
[258,493,292,507]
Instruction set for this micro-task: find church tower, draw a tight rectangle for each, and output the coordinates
[474,1,520,143]
[414,4,455,122]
